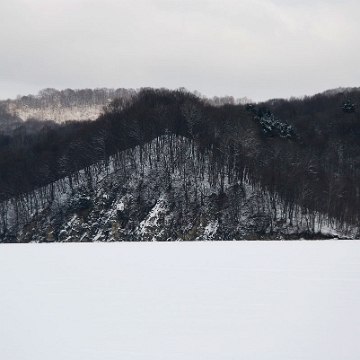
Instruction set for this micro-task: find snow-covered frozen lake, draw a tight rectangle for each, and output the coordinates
[1,241,359,360]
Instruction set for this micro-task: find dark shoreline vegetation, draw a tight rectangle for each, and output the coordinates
[1,87,360,241]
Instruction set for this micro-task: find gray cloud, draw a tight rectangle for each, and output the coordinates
[0,0,359,101]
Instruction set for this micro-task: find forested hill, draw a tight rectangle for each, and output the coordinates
[1,87,360,241]
[0,87,250,129]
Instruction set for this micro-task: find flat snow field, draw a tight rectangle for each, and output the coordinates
[1,241,360,360]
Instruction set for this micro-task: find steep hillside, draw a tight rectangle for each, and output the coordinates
[1,87,360,241]
[0,136,352,242]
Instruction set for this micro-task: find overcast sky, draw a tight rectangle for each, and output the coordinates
[1,0,359,102]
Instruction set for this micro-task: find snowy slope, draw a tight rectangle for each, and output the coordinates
[0,135,355,242]
[6,102,103,122]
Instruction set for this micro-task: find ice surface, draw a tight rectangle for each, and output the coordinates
[0,241,360,360]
